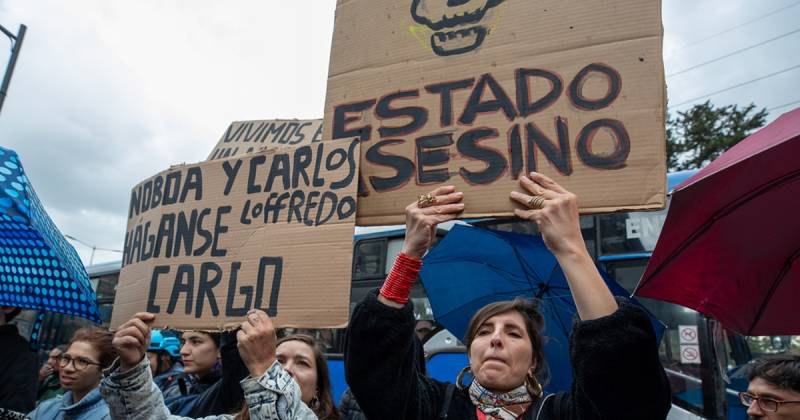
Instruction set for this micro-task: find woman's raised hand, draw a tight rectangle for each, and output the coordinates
[401,186,464,259]
[38,363,54,381]
[511,172,618,319]
[236,309,277,378]
[510,172,585,257]
[113,312,155,371]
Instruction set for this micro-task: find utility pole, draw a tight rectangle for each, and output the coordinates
[0,23,26,115]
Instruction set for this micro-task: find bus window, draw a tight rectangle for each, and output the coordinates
[602,257,707,414]
[645,301,707,414]
[385,238,404,274]
[598,208,667,255]
[411,296,434,321]
[744,335,800,357]
[353,239,386,280]
[601,258,647,292]
[474,216,597,258]
[579,216,597,259]
[94,273,119,327]
[480,219,540,235]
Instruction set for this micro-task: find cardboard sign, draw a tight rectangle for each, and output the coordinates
[112,139,359,330]
[323,0,666,225]
[207,119,324,161]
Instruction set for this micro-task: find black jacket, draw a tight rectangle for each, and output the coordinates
[338,388,367,420]
[163,331,248,416]
[0,324,38,412]
[339,335,426,420]
[344,290,672,420]
[185,331,249,417]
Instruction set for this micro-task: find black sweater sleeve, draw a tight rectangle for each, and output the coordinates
[550,300,672,420]
[187,331,249,417]
[344,289,445,420]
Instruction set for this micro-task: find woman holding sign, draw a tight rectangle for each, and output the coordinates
[344,172,672,419]
[101,310,318,419]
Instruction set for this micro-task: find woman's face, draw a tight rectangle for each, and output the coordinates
[180,332,219,376]
[469,311,534,392]
[276,340,318,405]
[59,341,103,394]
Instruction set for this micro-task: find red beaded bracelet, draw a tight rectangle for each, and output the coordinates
[379,252,422,304]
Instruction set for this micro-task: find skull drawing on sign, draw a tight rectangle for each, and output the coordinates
[411,0,505,56]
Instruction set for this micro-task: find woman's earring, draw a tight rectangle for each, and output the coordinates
[310,392,320,410]
[456,365,472,391]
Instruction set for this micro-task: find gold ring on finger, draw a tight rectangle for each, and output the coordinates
[527,195,546,209]
[417,193,436,208]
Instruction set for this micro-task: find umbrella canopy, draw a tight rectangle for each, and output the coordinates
[635,108,800,336]
[0,147,101,328]
[420,224,663,393]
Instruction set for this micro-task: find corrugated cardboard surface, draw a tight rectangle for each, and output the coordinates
[207,119,324,161]
[324,0,666,225]
[113,139,359,330]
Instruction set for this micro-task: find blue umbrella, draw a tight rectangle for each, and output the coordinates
[0,147,102,334]
[420,224,663,393]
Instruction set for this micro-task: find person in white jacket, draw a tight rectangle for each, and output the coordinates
[100,310,318,420]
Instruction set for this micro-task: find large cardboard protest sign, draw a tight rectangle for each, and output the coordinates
[324,0,666,225]
[112,139,359,330]
[207,119,324,161]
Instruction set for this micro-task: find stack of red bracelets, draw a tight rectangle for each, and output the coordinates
[379,252,422,304]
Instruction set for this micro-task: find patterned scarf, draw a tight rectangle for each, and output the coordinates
[469,380,533,420]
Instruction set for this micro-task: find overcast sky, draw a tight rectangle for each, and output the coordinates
[0,0,798,265]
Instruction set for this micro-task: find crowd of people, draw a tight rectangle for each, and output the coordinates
[1,173,799,419]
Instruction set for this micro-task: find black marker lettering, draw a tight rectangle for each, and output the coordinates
[195,262,221,318]
[225,262,250,317]
[457,127,506,185]
[416,133,453,184]
[332,100,376,141]
[167,264,195,315]
[425,78,475,127]
[146,265,170,313]
[365,140,414,192]
[222,159,243,196]
[576,119,630,170]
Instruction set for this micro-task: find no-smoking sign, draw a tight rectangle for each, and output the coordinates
[679,325,699,344]
[680,344,701,364]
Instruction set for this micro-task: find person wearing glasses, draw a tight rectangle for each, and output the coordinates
[739,354,800,419]
[28,327,115,420]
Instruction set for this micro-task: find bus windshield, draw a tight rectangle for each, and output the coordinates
[598,205,669,255]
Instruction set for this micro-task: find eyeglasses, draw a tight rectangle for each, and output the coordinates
[59,354,102,371]
[739,392,800,412]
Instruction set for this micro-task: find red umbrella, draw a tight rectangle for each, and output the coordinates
[635,108,800,336]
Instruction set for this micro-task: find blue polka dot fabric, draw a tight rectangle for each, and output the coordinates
[0,147,101,324]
